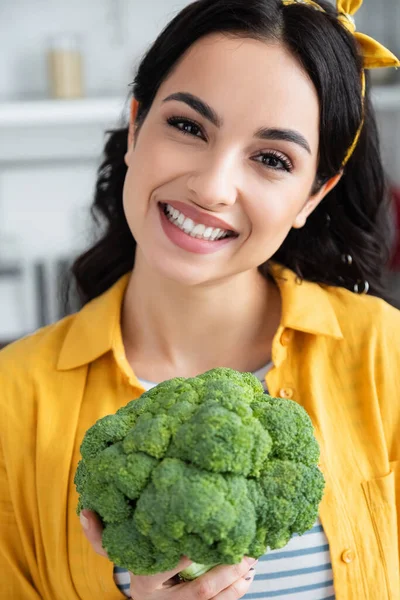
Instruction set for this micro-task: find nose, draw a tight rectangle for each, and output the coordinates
[187,151,239,210]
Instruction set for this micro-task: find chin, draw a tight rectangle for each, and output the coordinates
[150,254,219,287]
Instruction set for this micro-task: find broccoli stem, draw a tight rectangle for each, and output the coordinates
[179,562,220,580]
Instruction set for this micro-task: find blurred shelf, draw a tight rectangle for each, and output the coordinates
[0,98,128,163]
[0,85,398,129]
[0,97,128,128]
[0,266,22,277]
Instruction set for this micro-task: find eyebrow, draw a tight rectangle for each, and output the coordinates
[162,91,312,155]
[254,127,311,155]
[163,92,222,127]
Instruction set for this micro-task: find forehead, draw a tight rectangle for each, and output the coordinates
[156,34,320,150]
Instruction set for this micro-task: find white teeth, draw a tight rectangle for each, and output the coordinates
[163,203,234,242]
[191,224,206,238]
[182,217,194,233]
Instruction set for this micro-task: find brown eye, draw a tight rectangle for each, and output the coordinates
[264,156,280,168]
[167,117,205,140]
[253,151,292,172]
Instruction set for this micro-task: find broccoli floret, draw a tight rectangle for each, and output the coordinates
[75,367,325,580]
[251,396,320,466]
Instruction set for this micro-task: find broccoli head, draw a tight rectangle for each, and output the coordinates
[75,367,325,579]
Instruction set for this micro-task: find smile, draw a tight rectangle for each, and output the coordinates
[161,203,236,241]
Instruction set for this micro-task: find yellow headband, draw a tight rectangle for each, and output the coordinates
[282,0,400,166]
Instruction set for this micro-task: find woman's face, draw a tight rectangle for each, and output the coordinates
[124,34,333,286]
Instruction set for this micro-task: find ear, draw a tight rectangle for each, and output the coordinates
[292,172,343,229]
[124,98,139,166]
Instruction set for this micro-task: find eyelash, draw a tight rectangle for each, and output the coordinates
[253,151,293,173]
[166,116,293,173]
[167,116,204,139]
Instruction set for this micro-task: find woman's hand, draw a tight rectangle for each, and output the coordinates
[80,509,257,599]
[127,557,257,600]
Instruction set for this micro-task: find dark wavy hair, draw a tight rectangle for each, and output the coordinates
[69,0,391,307]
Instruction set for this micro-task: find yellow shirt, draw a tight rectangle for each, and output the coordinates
[1,266,399,600]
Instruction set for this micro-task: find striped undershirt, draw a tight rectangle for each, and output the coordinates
[113,365,336,599]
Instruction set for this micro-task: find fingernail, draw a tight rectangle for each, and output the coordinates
[245,567,256,581]
[80,512,89,530]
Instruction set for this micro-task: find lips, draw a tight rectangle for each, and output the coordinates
[159,200,238,235]
[158,198,240,255]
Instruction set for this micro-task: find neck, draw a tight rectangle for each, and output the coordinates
[121,253,281,382]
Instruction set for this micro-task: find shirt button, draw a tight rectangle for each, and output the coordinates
[279,388,294,399]
[280,330,292,346]
[341,549,355,564]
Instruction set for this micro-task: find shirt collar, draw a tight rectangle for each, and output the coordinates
[57,273,130,371]
[270,263,343,339]
[57,264,342,371]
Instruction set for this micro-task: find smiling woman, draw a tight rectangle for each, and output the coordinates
[1,1,400,600]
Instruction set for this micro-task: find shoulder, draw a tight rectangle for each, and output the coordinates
[0,273,129,398]
[323,286,400,402]
[0,315,82,444]
[314,286,400,456]
[325,285,400,342]
[273,264,400,342]
[0,314,76,392]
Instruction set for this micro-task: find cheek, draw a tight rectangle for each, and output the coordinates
[124,136,190,207]
[127,144,162,190]
[123,141,168,212]
[248,186,305,236]
[239,183,311,263]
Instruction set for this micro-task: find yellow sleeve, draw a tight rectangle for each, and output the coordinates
[377,301,400,457]
[392,461,400,561]
[0,339,42,599]
[375,300,400,554]
[0,439,41,599]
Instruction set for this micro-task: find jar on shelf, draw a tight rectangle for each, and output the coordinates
[47,33,84,99]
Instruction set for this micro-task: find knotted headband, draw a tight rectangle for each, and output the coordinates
[282,0,400,166]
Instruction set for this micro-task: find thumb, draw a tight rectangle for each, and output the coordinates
[80,509,108,558]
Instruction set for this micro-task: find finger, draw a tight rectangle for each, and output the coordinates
[189,557,258,600]
[129,555,193,594]
[214,565,256,600]
[79,509,108,558]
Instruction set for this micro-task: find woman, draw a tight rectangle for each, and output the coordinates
[1,0,399,598]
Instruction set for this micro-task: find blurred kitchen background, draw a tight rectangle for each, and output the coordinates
[0,0,400,347]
